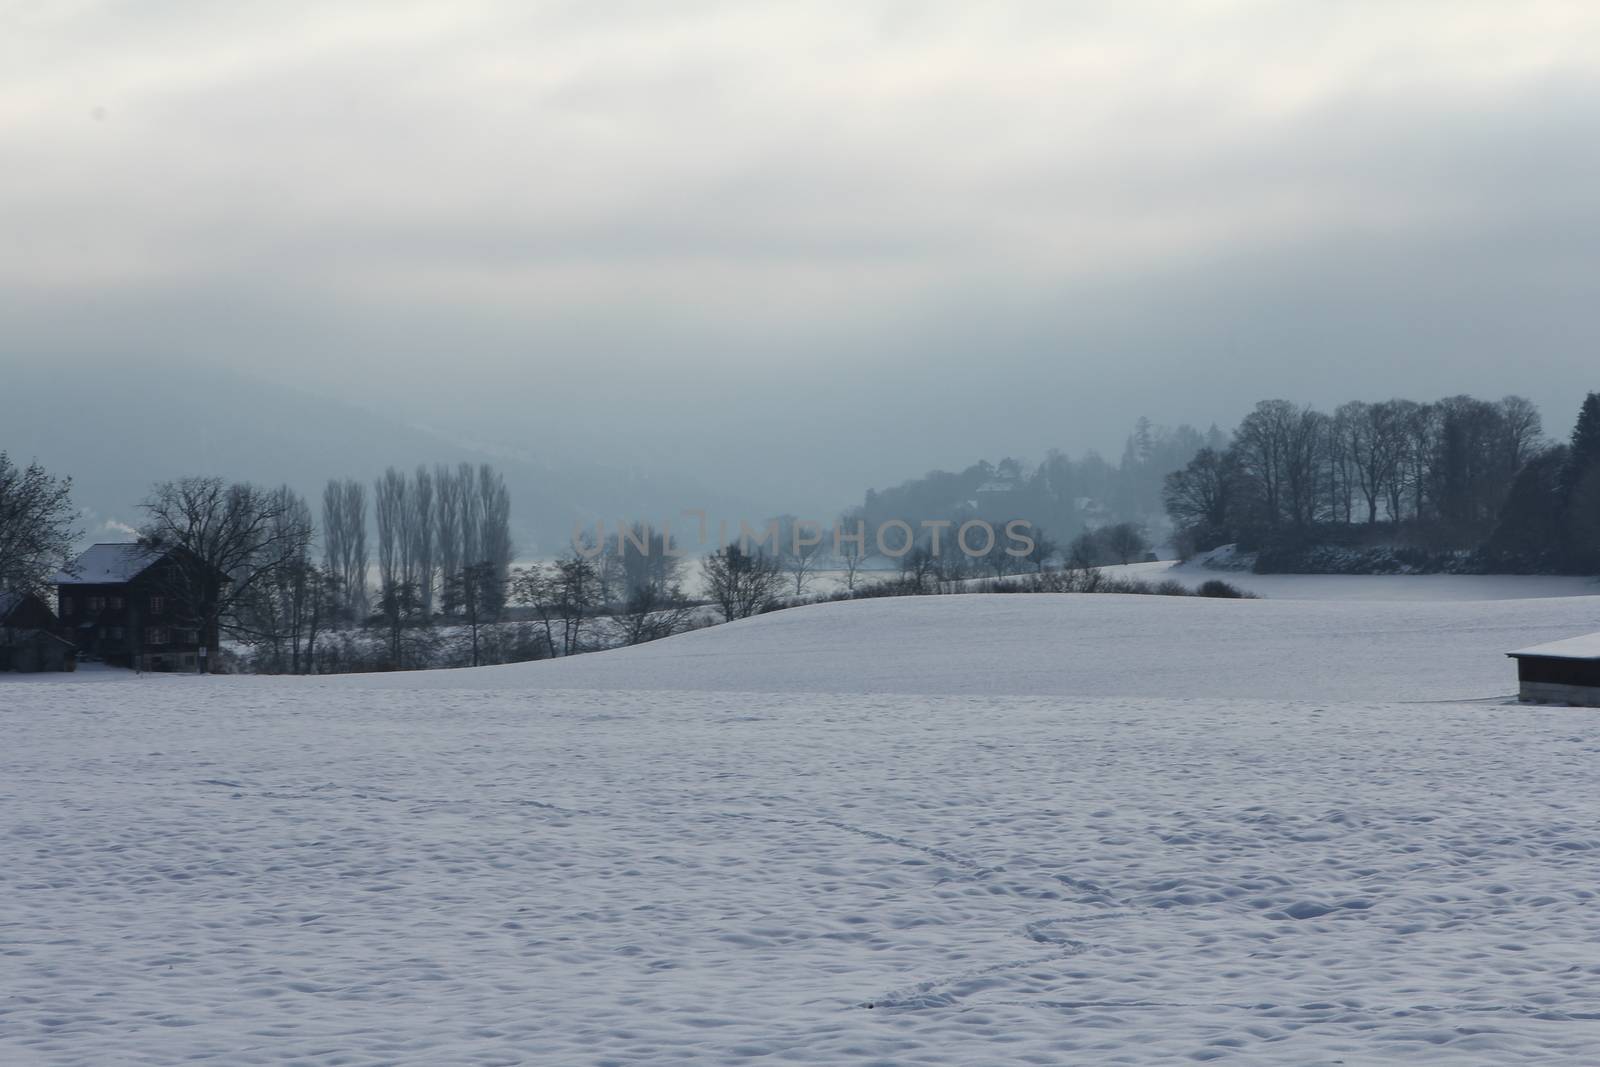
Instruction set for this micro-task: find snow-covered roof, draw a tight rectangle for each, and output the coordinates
[52,543,167,586]
[1508,633,1600,661]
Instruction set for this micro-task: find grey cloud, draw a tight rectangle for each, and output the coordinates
[4,1,1600,521]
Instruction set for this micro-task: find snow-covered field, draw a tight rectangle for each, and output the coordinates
[1113,560,1600,602]
[6,590,1600,1064]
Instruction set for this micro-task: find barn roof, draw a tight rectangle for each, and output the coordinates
[1508,633,1600,661]
[52,543,168,585]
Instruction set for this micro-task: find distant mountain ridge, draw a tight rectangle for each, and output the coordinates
[1,362,751,557]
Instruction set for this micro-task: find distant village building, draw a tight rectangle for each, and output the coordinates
[52,544,222,672]
[972,478,1024,512]
[1508,634,1600,708]
[0,591,76,672]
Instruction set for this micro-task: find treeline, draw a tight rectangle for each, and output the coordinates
[115,464,519,674]
[852,419,1220,555]
[317,464,516,670]
[1163,393,1600,573]
[256,512,769,672]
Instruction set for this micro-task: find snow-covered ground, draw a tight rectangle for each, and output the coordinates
[338,589,1600,702]
[1116,560,1600,602]
[6,591,1600,1064]
[957,559,1600,602]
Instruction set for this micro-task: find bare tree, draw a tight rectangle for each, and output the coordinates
[1066,529,1097,569]
[1285,409,1329,528]
[277,490,317,672]
[701,543,785,620]
[446,560,503,667]
[375,577,421,669]
[374,467,407,607]
[1327,405,1358,524]
[0,453,79,595]
[899,542,941,593]
[592,541,619,606]
[321,478,368,625]
[139,477,303,670]
[1423,394,1536,541]
[773,515,826,596]
[981,531,1027,578]
[1232,400,1324,528]
[1023,529,1058,573]
[1500,395,1544,472]
[298,564,338,673]
[1102,522,1149,565]
[1401,401,1441,522]
[1163,447,1237,550]
[235,486,317,672]
[1340,400,1408,524]
[474,464,513,619]
[837,540,867,592]
[320,479,346,617]
[513,550,598,656]
[409,465,435,616]
[458,462,482,581]
[611,581,698,646]
[433,463,464,614]
[1233,400,1289,524]
[510,564,552,655]
[834,509,869,592]
[616,521,682,604]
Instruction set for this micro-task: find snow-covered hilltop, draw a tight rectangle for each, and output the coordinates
[5,590,1600,1064]
[320,585,1598,703]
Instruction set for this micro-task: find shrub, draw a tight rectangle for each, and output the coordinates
[1196,579,1252,599]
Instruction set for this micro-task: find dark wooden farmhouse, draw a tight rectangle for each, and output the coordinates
[53,544,223,672]
[0,591,76,672]
[1508,634,1600,708]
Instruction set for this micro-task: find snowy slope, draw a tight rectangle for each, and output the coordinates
[982,560,1600,601]
[332,592,1600,702]
[1135,561,1600,602]
[6,593,1600,1065]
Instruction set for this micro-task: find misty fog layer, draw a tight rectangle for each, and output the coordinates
[5,2,1600,519]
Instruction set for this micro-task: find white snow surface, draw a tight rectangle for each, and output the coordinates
[7,592,1600,1065]
[344,591,1600,703]
[1092,559,1598,602]
[1510,632,1600,660]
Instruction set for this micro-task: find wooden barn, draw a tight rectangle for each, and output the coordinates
[0,591,76,672]
[1508,634,1600,708]
[52,544,222,672]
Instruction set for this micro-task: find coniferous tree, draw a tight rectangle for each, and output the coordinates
[1561,392,1600,571]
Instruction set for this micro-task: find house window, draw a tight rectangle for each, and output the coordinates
[149,595,165,614]
[179,629,198,645]
[110,626,125,640]
[109,596,124,610]
[147,627,168,645]
[60,597,73,616]
[87,596,104,612]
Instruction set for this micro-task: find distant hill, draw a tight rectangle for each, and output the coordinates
[1,362,750,558]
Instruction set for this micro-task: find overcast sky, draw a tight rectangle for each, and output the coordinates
[6,1,1600,515]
